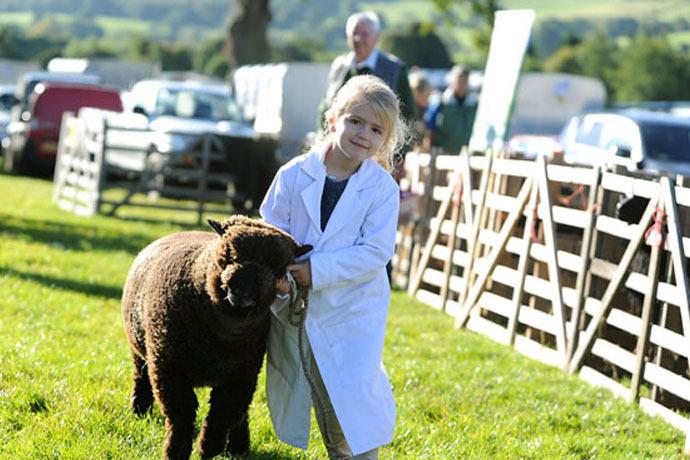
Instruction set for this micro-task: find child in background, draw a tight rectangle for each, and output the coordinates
[260,74,406,459]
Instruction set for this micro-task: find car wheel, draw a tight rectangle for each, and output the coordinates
[4,141,30,174]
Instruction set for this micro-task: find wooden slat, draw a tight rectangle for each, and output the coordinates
[528,243,583,273]
[492,158,535,178]
[466,312,509,345]
[595,215,635,240]
[624,271,651,296]
[485,192,519,213]
[415,289,443,310]
[432,185,450,202]
[523,274,551,300]
[468,154,489,171]
[644,362,690,401]
[454,223,473,240]
[447,274,466,294]
[517,305,559,336]
[550,205,589,228]
[591,338,636,373]
[657,281,685,307]
[429,217,455,237]
[477,291,513,318]
[674,185,690,207]
[606,307,642,337]
[601,172,659,198]
[639,397,690,433]
[450,249,471,268]
[590,258,617,280]
[478,228,499,247]
[421,267,445,288]
[649,323,689,358]
[562,287,578,309]
[431,244,450,261]
[546,164,596,185]
[583,297,601,317]
[505,236,524,256]
[491,265,520,287]
[445,299,461,317]
[579,366,629,400]
[470,189,483,206]
[434,154,460,170]
[513,335,561,367]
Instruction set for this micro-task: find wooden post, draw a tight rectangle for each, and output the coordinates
[566,167,602,361]
[457,151,494,306]
[506,180,538,345]
[93,114,108,215]
[440,153,469,309]
[535,155,569,366]
[628,235,663,403]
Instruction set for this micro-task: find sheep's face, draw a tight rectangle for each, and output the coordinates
[220,262,277,310]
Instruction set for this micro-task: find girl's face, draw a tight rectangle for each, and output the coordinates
[329,102,388,167]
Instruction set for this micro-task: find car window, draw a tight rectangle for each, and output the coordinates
[574,118,603,147]
[639,122,690,162]
[0,93,14,111]
[154,88,244,122]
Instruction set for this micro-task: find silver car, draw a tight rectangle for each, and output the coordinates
[560,109,690,177]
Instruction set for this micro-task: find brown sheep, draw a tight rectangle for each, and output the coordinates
[122,215,311,460]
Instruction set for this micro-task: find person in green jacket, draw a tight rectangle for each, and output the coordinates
[424,64,478,154]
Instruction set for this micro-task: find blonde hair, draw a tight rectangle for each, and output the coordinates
[322,75,409,170]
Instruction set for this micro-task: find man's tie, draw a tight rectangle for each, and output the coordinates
[357,66,372,76]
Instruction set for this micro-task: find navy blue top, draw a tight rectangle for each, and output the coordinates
[320,176,349,230]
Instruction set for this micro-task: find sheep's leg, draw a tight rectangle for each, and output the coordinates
[198,377,256,458]
[129,353,153,415]
[153,375,198,460]
[223,373,259,456]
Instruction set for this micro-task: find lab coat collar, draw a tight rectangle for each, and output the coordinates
[299,144,381,239]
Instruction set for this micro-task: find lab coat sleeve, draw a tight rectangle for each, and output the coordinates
[260,165,292,233]
[310,177,399,291]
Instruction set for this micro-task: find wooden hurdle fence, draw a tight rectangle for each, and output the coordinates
[52,109,238,225]
[395,150,690,453]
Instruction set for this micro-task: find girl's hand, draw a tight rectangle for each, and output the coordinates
[288,260,311,287]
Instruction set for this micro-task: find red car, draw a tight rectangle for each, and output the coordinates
[4,82,122,175]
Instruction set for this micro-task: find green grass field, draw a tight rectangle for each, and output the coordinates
[0,169,686,458]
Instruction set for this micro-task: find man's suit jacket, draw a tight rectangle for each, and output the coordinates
[319,50,416,129]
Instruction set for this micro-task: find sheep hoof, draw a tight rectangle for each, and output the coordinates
[225,420,250,456]
[130,394,153,416]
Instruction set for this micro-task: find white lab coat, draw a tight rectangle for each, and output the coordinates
[259,144,399,455]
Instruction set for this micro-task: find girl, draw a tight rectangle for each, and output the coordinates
[260,74,405,459]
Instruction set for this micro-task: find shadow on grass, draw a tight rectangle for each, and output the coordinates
[247,452,296,460]
[0,214,156,256]
[105,213,208,229]
[0,266,122,300]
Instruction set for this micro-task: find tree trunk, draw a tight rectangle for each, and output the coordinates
[226,0,271,70]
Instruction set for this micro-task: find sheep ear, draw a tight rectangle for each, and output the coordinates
[295,244,313,258]
[208,219,225,236]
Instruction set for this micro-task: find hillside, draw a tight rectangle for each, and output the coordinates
[0,0,688,61]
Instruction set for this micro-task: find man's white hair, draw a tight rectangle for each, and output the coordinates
[345,11,381,36]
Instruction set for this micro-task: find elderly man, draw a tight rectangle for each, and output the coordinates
[424,64,478,154]
[319,11,415,131]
